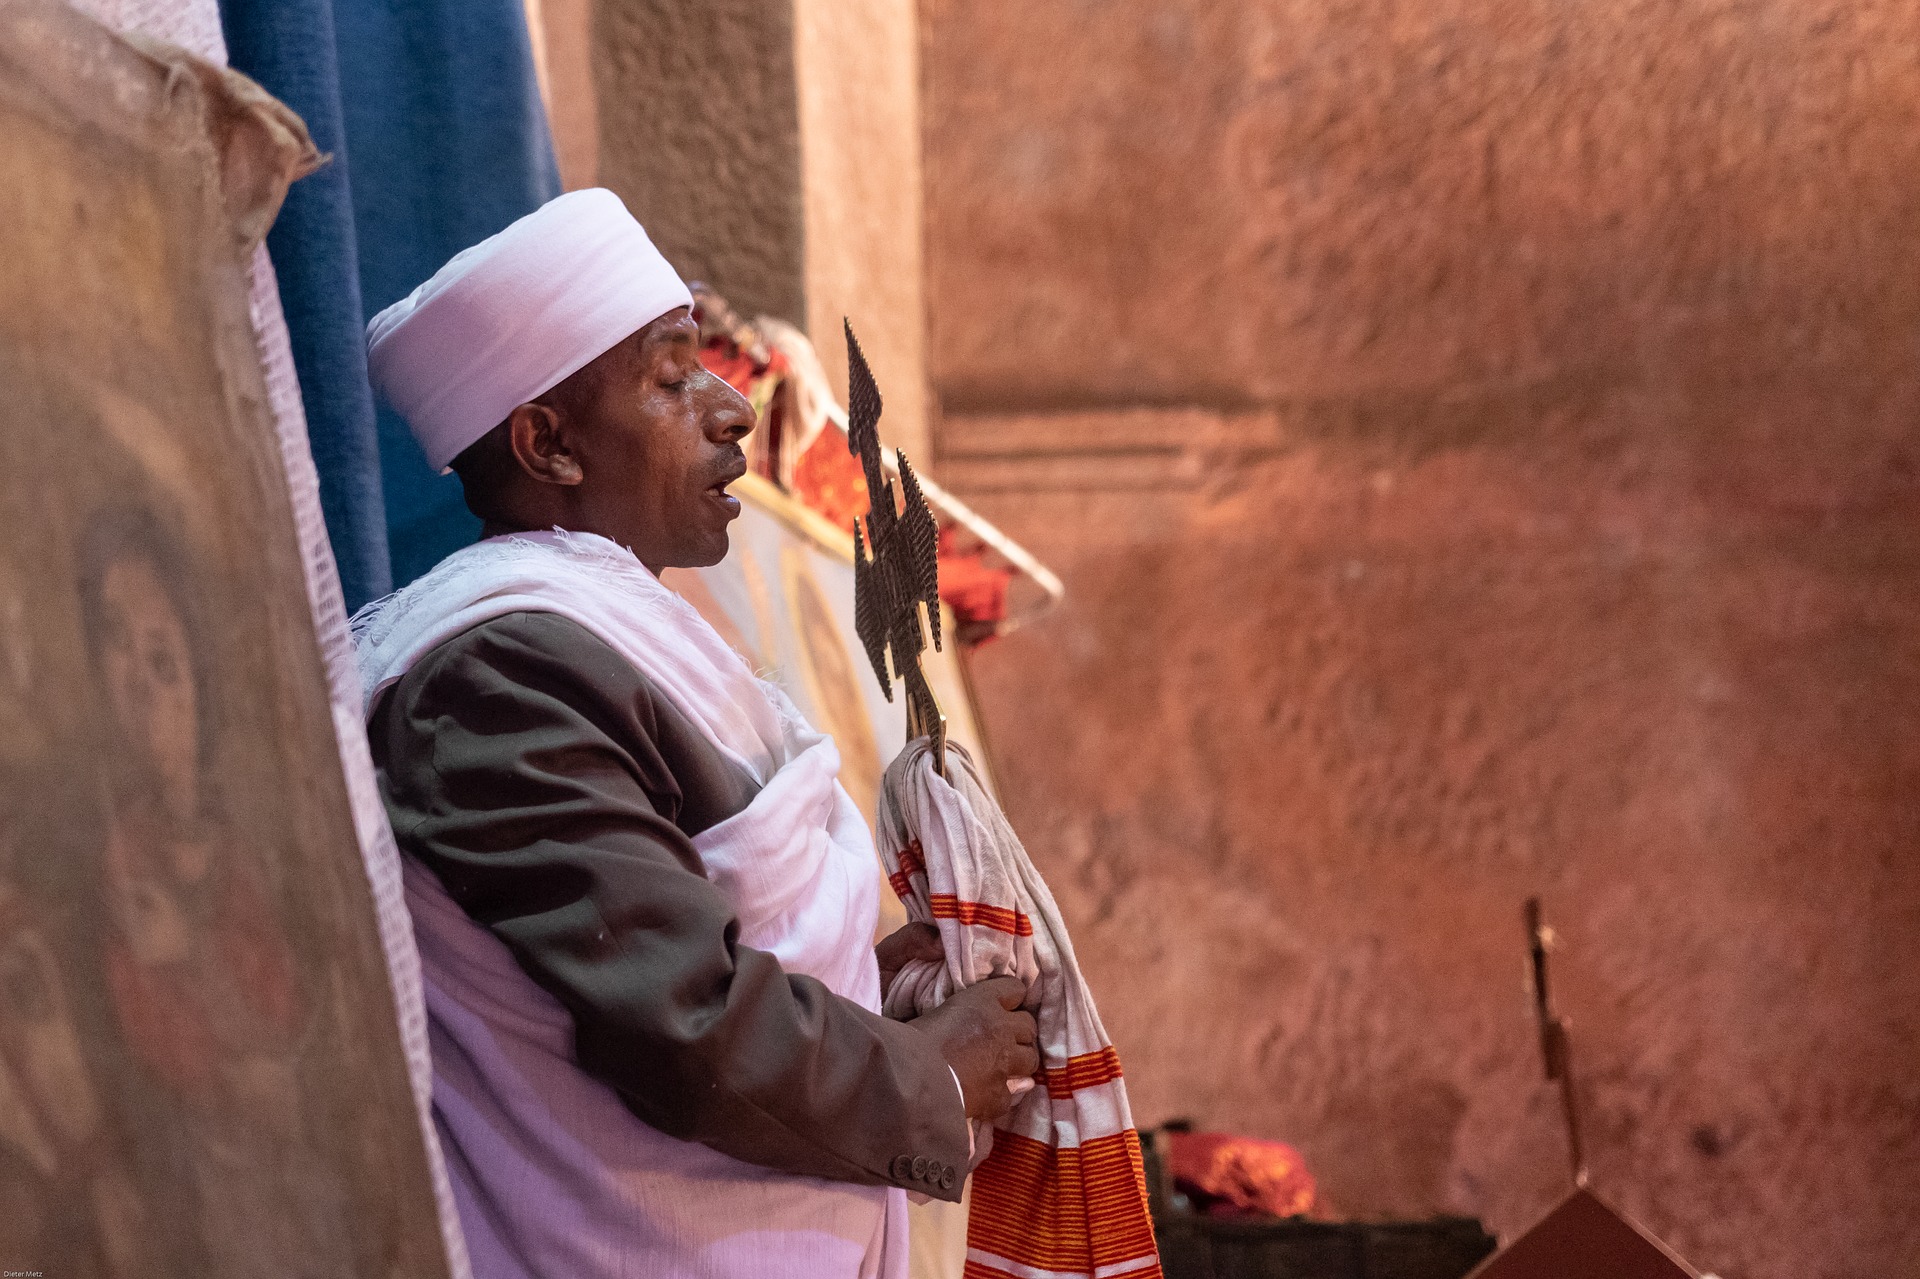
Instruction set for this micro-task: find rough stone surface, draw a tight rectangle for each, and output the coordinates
[594,0,804,324]
[923,3,1920,1277]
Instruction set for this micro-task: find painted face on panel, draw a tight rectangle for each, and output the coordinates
[94,554,200,823]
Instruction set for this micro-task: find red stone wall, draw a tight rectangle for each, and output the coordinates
[921,3,1920,1275]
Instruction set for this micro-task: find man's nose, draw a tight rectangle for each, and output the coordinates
[706,381,755,443]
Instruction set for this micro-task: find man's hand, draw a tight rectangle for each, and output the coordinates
[914,976,1039,1121]
[875,921,945,999]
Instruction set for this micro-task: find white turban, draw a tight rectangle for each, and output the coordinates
[366,188,693,471]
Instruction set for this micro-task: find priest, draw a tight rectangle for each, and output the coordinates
[354,188,1038,1279]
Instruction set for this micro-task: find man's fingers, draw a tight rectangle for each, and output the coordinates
[980,975,1027,1011]
[876,921,944,967]
[1010,1011,1037,1046]
[1008,1043,1040,1079]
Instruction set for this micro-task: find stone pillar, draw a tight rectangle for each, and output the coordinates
[791,0,928,459]
[523,0,600,190]
[588,0,929,459]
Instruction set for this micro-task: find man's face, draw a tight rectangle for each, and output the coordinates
[565,307,754,571]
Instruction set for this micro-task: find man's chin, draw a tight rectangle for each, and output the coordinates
[676,529,733,571]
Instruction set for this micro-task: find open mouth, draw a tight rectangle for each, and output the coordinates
[704,462,747,518]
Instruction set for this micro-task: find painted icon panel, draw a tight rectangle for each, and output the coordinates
[0,8,451,1276]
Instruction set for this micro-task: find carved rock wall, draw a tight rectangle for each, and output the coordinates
[922,3,1920,1276]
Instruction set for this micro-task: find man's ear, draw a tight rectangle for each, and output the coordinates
[505,400,584,487]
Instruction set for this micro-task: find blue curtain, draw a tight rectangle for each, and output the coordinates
[218,0,389,609]
[221,0,562,604]
[334,0,562,589]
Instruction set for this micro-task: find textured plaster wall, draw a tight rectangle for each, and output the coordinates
[923,3,1920,1277]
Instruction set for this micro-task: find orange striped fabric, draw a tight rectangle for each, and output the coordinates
[888,841,928,900]
[929,894,1034,937]
[967,1131,1159,1276]
[1043,1046,1125,1099]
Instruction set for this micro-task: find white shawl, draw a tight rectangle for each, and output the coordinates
[353,529,906,1279]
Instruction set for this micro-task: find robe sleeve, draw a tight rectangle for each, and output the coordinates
[367,611,970,1200]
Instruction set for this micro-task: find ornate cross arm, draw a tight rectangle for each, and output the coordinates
[845,319,947,775]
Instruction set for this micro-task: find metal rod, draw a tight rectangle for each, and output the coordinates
[1527,896,1589,1188]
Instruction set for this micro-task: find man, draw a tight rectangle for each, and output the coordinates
[354,189,1037,1278]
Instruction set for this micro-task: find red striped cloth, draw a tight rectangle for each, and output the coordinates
[879,742,1162,1279]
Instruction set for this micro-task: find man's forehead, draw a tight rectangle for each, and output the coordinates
[638,307,697,350]
[593,307,694,376]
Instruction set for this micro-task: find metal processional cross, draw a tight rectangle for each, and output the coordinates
[845,320,948,776]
